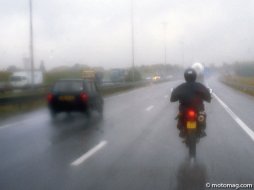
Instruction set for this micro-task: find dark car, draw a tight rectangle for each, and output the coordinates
[47,79,103,118]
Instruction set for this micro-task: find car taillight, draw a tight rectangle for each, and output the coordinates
[80,92,89,102]
[187,109,196,120]
[47,93,53,102]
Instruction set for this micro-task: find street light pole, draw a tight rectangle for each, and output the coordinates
[181,41,185,66]
[163,22,167,65]
[29,0,34,87]
[131,0,135,82]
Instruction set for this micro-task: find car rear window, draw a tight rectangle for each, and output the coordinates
[53,81,84,92]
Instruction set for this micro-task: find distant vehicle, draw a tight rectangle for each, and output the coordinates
[9,71,43,87]
[82,69,103,86]
[152,75,161,82]
[47,79,103,118]
[110,69,126,83]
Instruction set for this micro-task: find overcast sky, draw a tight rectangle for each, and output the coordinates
[1,0,254,70]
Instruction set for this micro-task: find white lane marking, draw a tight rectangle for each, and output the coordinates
[0,123,19,130]
[0,118,38,130]
[71,141,107,166]
[213,93,254,142]
[146,105,154,111]
[164,95,169,98]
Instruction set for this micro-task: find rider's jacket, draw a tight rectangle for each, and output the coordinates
[170,81,211,112]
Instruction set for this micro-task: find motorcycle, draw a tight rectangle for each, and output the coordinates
[170,87,208,158]
[181,108,206,158]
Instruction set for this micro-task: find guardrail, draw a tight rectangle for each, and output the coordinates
[0,81,147,106]
[0,79,173,107]
[0,94,46,106]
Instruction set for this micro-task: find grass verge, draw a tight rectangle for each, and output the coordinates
[221,75,254,96]
[0,100,47,120]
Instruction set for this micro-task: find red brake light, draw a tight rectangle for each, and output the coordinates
[80,92,89,102]
[47,93,53,102]
[187,110,196,119]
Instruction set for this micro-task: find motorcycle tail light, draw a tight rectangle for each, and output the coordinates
[187,110,196,120]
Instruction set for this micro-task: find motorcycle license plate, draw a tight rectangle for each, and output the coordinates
[187,121,197,129]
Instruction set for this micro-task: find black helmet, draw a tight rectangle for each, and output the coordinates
[184,68,197,82]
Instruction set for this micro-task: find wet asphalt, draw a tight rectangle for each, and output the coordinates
[0,77,254,190]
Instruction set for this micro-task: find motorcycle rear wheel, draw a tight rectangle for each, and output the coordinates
[188,132,196,158]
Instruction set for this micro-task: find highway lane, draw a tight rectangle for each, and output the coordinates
[0,78,254,190]
[208,78,254,132]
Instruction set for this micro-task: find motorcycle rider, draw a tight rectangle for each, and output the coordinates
[170,68,211,137]
[191,62,205,83]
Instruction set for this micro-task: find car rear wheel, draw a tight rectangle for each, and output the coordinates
[84,109,91,118]
[98,103,103,113]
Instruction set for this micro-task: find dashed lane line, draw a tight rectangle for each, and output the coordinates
[71,141,108,166]
[146,105,154,111]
